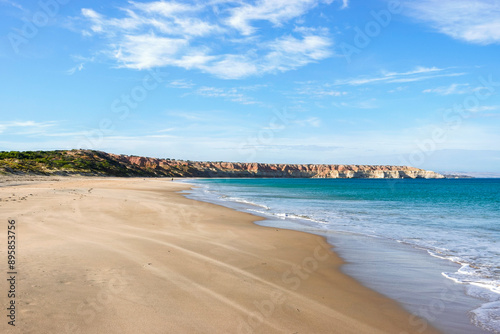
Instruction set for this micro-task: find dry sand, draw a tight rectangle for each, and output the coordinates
[0,177,441,333]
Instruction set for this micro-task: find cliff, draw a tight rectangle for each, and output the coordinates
[0,150,443,179]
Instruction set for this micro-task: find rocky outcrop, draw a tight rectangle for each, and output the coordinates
[105,152,444,179]
[0,150,444,178]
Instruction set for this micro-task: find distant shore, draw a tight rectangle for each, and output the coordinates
[0,149,444,178]
[0,177,441,333]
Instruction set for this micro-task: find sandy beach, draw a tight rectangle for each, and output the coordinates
[0,177,441,333]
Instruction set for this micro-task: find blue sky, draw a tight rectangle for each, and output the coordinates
[1,0,499,173]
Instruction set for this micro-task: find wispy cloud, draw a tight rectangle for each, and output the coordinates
[293,117,322,127]
[333,99,378,109]
[295,82,347,98]
[226,0,331,35]
[422,83,481,95]
[65,55,95,75]
[402,0,500,45]
[168,79,195,89]
[467,105,500,113]
[144,134,177,139]
[388,86,407,93]
[195,86,258,105]
[42,131,91,137]
[334,66,465,86]
[0,0,23,10]
[239,143,342,151]
[66,63,84,75]
[166,111,205,121]
[167,79,264,105]
[0,121,58,135]
[156,127,176,133]
[0,121,95,139]
[79,0,337,79]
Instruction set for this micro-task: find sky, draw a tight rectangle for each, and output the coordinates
[0,0,499,173]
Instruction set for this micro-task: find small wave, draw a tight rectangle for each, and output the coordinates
[224,197,270,209]
[273,212,325,223]
[470,282,500,295]
[470,298,500,334]
[245,209,326,225]
[441,272,463,284]
[442,263,500,293]
[441,266,500,333]
[426,250,464,264]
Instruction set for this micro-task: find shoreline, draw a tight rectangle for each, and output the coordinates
[182,178,495,334]
[0,177,441,333]
[181,180,491,334]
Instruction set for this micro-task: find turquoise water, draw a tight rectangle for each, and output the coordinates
[182,178,500,333]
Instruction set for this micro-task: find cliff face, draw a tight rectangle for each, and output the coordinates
[0,150,444,178]
[107,152,444,179]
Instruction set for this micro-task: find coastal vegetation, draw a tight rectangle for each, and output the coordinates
[0,150,163,177]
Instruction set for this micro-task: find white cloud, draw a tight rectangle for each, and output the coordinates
[168,79,194,89]
[167,81,266,105]
[226,0,330,35]
[334,67,465,86]
[293,117,322,127]
[295,82,347,98]
[388,86,407,93]
[383,67,442,77]
[166,111,205,121]
[65,55,95,75]
[145,134,177,139]
[66,63,84,75]
[131,1,198,17]
[0,0,23,10]
[200,54,259,80]
[333,99,378,109]
[113,33,189,69]
[386,72,465,84]
[195,86,257,104]
[423,83,477,95]
[156,127,176,133]
[341,66,441,85]
[265,34,332,67]
[0,121,58,135]
[402,0,500,44]
[294,26,330,35]
[467,105,500,113]
[79,0,335,79]
[42,131,92,137]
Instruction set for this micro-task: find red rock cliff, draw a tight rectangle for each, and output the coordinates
[104,152,444,179]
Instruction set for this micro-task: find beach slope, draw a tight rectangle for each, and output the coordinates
[0,178,440,333]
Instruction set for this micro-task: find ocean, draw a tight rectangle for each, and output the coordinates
[180,178,500,334]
